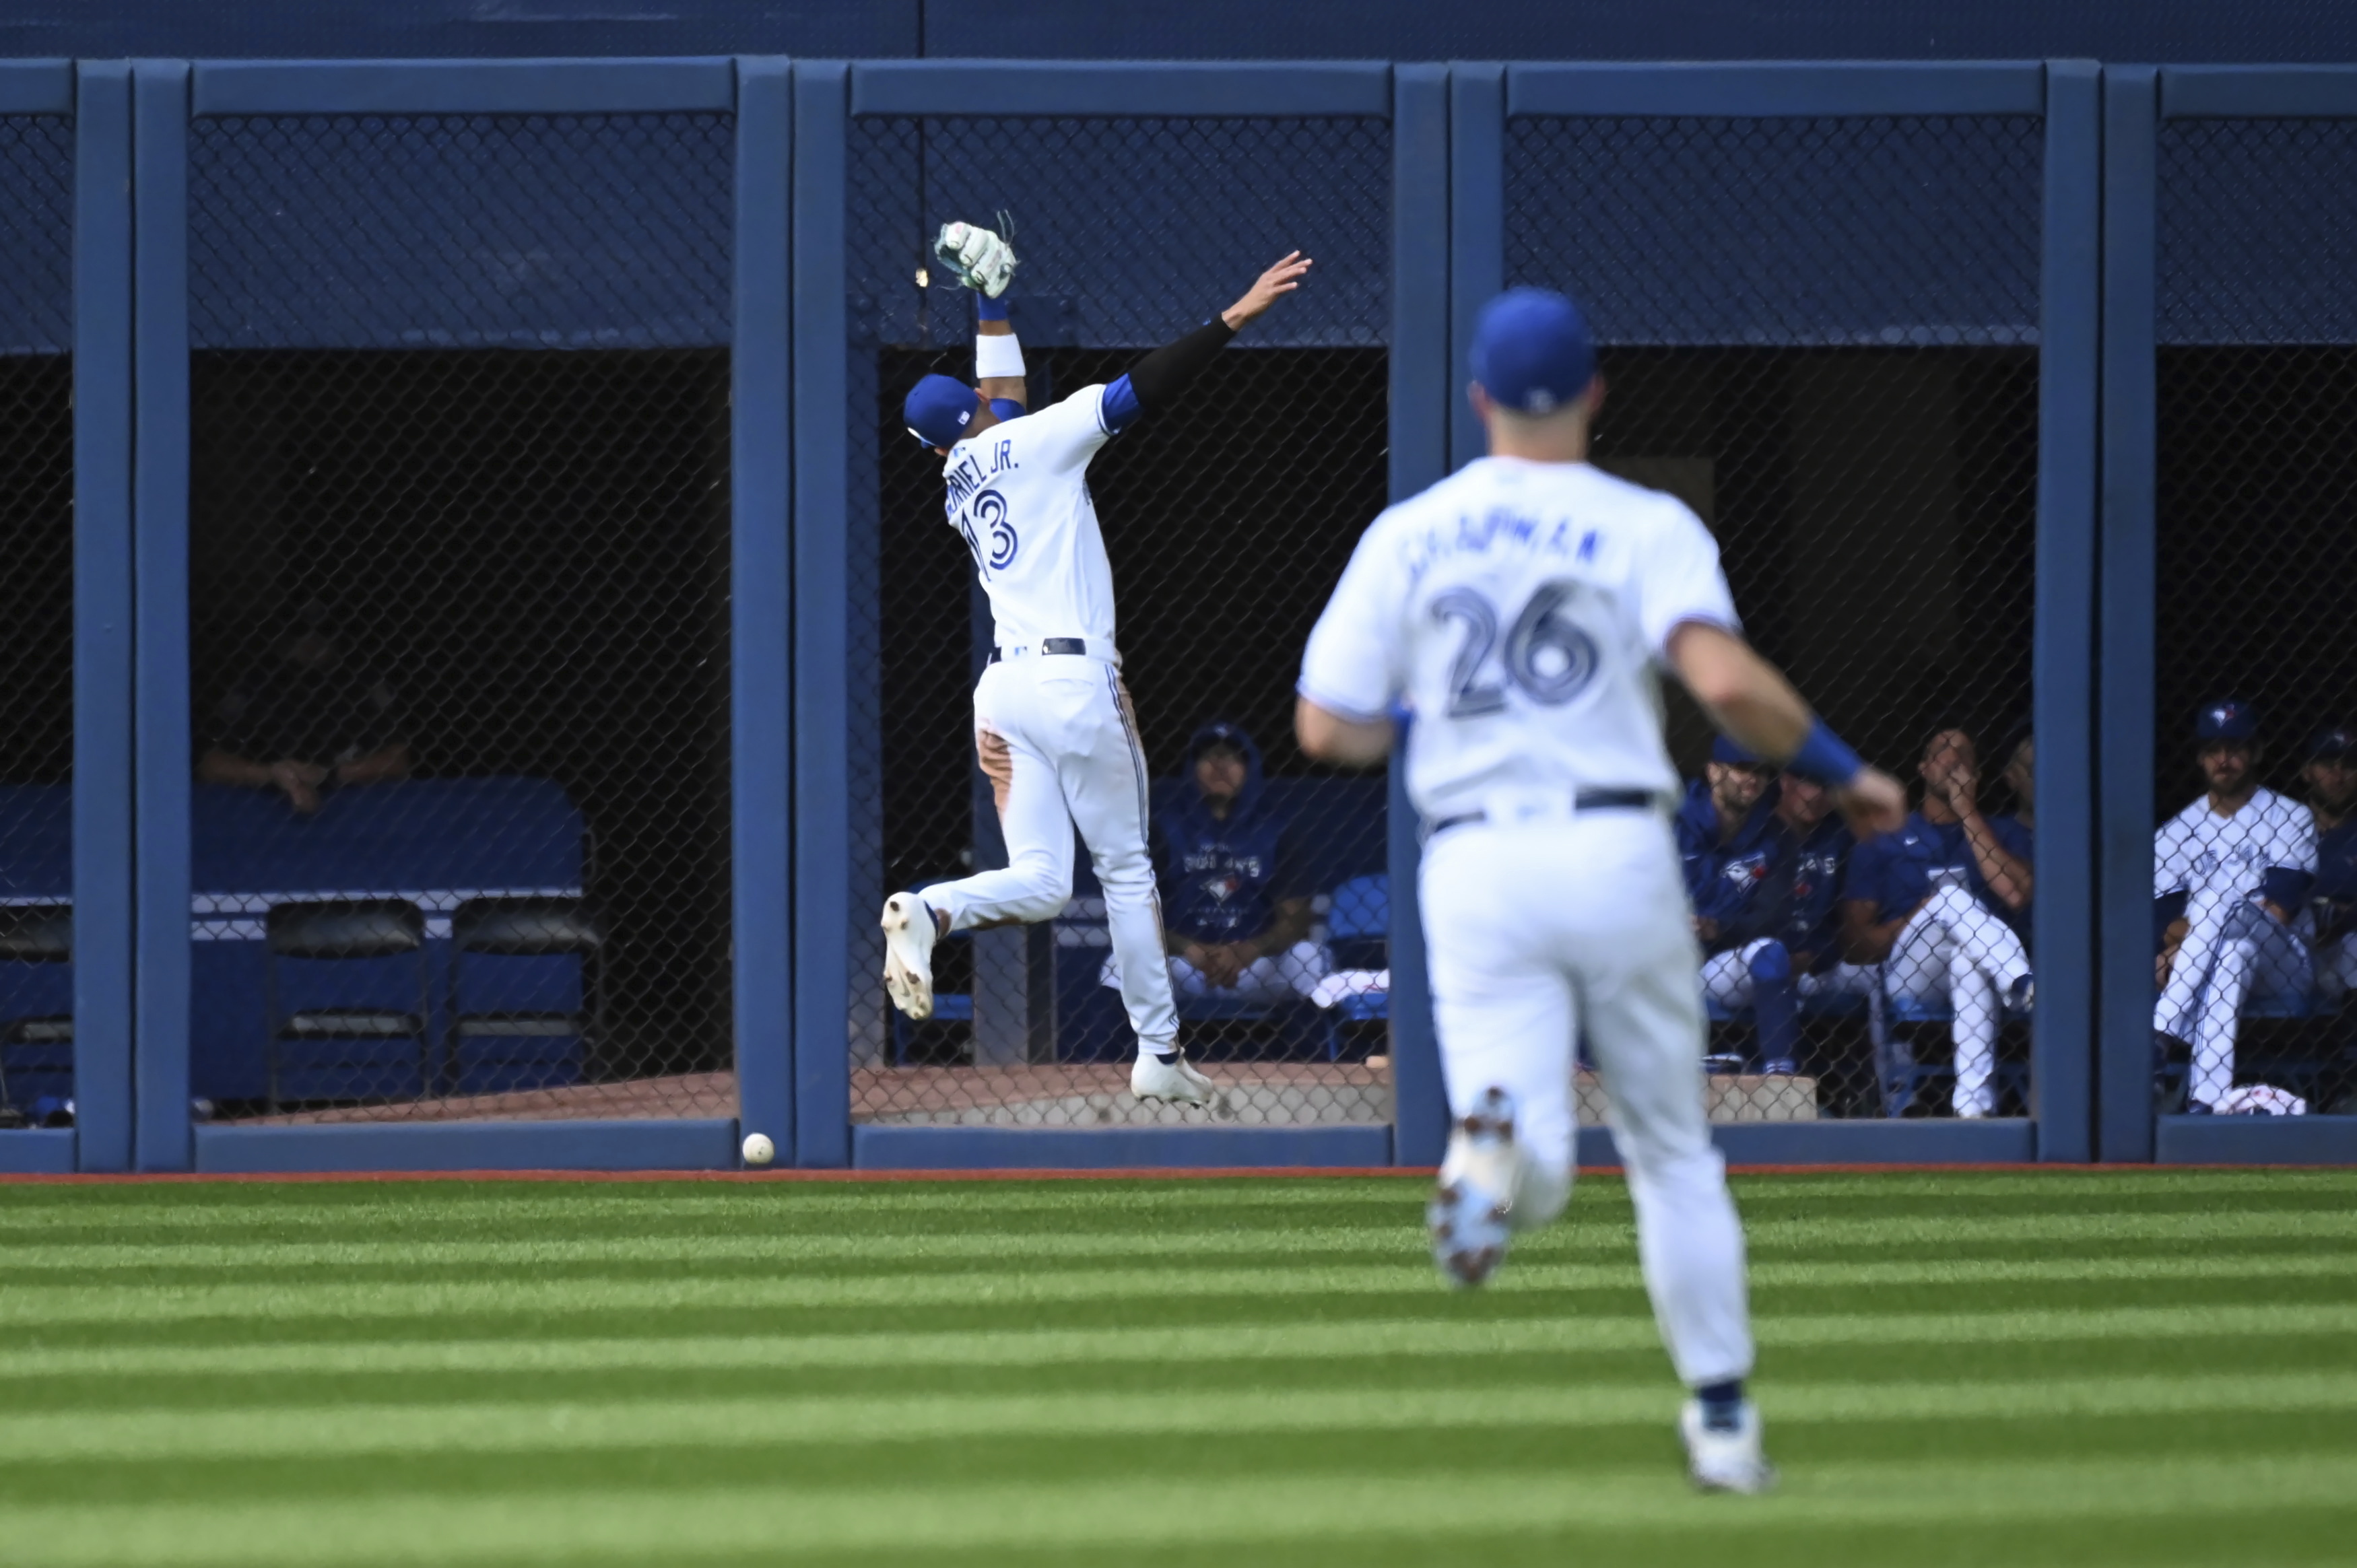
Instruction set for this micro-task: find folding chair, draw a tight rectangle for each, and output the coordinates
[0,904,71,1116]
[263,899,430,1112]
[447,897,603,1094]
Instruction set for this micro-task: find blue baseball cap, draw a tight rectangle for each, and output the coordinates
[2195,700,2257,742]
[904,374,981,448]
[1711,735,1766,767]
[2310,726,2357,762]
[1470,287,1597,416]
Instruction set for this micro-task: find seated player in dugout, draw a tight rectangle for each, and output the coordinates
[1842,726,2034,1118]
[1101,721,1328,1007]
[2302,726,2357,1009]
[1677,737,1797,1073]
[1768,763,1886,1049]
[196,597,411,816]
[2154,702,2315,1115]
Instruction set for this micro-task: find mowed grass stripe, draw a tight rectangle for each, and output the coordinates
[15,1206,2357,1273]
[4,1301,2352,1382]
[4,1371,2352,1464]
[3,1455,2353,1565]
[4,1169,2354,1230]
[3,1248,2351,1328]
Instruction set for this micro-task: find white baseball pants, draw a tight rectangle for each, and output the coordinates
[1884,885,2032,1116]
[920,655,1178,1053]
[2154,888,2311,1109]
[1422,809,1754,1388]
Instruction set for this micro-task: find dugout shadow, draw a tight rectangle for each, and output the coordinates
[186,347,733,1110]
[2154,345,2357,1116]
[1601,345,2039,1122]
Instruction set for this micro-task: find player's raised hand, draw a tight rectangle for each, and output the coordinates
[1222,251,1313,329]
[1834,766,1908,839]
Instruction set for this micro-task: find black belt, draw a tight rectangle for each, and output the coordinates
[988,638,1088,664]
[1428,788,1660,839]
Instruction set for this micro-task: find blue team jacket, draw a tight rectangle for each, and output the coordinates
[1154,723,1302,947]
[2313,815,2357,943]
[1778,812,1855,973]
[1673,778,1789,956]
[1845,811,2033,929]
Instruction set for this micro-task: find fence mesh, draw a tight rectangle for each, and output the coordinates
[846,115,1394,1128]
[183,112,735,1122]
[1507,114,2044,1121]
[2154,118,2357,1118]
[0,114,75,1129]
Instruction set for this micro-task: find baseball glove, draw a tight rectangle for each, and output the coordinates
[933,215,1019,298]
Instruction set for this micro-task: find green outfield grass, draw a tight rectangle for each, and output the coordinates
[1,1168,2354,1567]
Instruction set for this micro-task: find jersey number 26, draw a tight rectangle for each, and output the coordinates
[1431,578,1601,718]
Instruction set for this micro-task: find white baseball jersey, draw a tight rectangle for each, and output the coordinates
[2153,788,2316,901]
[1299,456,1738,821]
[938,384,1119,654]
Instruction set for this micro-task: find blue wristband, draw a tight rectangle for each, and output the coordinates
[1788,718,1864,788]
[976,294,1010,322]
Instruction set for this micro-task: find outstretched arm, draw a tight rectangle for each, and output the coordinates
[1105,252,1314,429]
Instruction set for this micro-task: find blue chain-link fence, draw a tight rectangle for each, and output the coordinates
[0,110,77,1132]
[840,107,1400,1134]
[1502,100,2049,1127]
[178,105,737,1124]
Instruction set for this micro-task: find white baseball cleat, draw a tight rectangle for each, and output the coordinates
[1679,1398,1777,1495]
[1130,1048,1217,1105]
[1428,1086,1519,1288]
[879,893,938,1021]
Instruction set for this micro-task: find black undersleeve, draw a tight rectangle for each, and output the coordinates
[1126,318,1237,410]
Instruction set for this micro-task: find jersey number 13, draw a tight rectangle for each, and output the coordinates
[957,489,1020,578]
[1430,579,1602,718]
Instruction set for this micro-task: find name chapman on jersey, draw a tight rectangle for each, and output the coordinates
[942,440,1019,512]
[1400,505,1602,589]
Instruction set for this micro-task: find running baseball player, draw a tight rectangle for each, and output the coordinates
[1295,287,1906,1493]
[878,220,1313,1107]
[2152,702,2315,1114]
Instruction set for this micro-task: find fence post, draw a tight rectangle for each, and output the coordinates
[131,59,192,1172]
[1447,62,1503,473]
[791,59,851,1167]
[2098,66,2160,1163]
[733,56,795,1166]
[72,61,136,1171]
[2032,59,2102,1163]
[1389,63,1451,1167]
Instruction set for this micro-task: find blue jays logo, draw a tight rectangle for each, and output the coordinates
[1720,853,1770,892]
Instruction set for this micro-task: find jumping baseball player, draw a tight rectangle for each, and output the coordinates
[1295,287,1906,1493]
[2153,702,2315,1113]
[878,220,1313,1107]
[1841,726,2035,1118]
